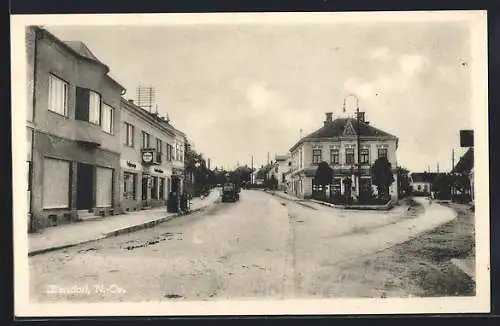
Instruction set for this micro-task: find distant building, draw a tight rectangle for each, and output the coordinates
[451,147,474,203]
[409,172,441,196]
[289,111,399,200]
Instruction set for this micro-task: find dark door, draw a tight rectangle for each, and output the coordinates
[142,175,149,201]
[76,163,94,210]
[171,176,180,193]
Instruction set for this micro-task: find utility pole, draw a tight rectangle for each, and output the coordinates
[344,94,361,197]
[251,155,254,184]
[437,162,440,173]
[452,149,455,171]
[267,152,270,165]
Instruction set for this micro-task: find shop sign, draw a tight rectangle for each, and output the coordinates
[142,151,154,165]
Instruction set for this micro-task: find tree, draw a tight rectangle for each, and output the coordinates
[397,166,411,198]
[370,157,395,200]
[313,161,333,200]
[433,173,453,200]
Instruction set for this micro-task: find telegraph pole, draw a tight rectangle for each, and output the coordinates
[344,94,361,197]
[452,149,455,171]
[251,155,254,184]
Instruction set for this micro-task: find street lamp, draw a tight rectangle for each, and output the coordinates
[343,94,361,197]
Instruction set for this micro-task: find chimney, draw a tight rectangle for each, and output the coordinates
[357,111,366,122]
[128,99,134,104]
[324,112,333,126]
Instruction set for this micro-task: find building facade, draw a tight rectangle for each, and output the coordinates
[268,155,290,191]
[119,99,186,212]
[289,112,399,201]
[27,27,126,230]
[409,172,440,196]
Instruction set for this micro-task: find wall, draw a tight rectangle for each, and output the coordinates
[33,33,122,154]
[302,138,398,169]
[26,26,36,123]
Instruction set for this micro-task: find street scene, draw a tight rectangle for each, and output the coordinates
[18,12,484,308]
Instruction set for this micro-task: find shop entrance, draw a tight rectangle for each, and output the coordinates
[76,163,94,210]
[142,174,150,203]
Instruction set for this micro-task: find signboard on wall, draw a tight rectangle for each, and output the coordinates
[142,151,154,165]
[460,130,474,147]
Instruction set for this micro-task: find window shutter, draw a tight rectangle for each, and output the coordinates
[75,87,90,121]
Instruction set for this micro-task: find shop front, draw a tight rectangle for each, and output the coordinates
[30,132,120,230]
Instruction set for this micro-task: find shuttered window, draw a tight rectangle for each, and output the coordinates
[75,87,101,125]
[43,158,70,209]
[102,104,113,134]
[96,167,113,207]
[48,74,69,116]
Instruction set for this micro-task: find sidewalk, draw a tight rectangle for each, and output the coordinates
[28,190,220,256]
[265,190,301,202]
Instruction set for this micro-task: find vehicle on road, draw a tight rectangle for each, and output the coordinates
[221,182,240,202]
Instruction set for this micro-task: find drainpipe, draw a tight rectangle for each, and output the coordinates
[28,27,39,232]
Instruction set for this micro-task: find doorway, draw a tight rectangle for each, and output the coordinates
[76,163,94,210]
[142,174,149,201]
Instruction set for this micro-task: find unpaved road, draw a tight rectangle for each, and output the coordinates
[29,190,472,302]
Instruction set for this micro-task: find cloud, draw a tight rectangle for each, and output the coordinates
[399,54,428,77]
[344,53,430,101]
[246,82,278,115]
[369,46,391,62]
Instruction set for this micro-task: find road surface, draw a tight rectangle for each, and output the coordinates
[29,190,457,302]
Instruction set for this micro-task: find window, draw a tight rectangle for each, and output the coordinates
[312,149,322,164]
[42,158,70,209]
[123,172,136,200]
[89,91,101,125]
[96,167,113,207]
[159,177,165,199]
[360,148,370,164]
[48,74,69,116]
[330,149,339,165]
[175,143,179,161]
[124,123,134,147]
[75,87,101,124]
[101,104,113,134]
[166,144,172,161]
[142,132,150,149]
[156,138,162,153]
[378,148,388,159]
[345,148,355,165]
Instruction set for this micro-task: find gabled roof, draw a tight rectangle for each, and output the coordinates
[35,27,126,91]
[452,147,474,174]
[290,117,398,152]
[63,41,104,65]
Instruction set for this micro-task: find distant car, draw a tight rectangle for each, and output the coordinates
[221,182,239,202]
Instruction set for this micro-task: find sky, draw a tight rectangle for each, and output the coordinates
[46,19,474,172]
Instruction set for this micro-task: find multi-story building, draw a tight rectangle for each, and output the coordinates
[119,99,186,211]
[27,26,126,230]
[289,111,399,201]
[267,154,290,191]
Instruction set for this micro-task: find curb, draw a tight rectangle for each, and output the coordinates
[28,200,217,257]
[450,258,476,281]
[310,198,393,211]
